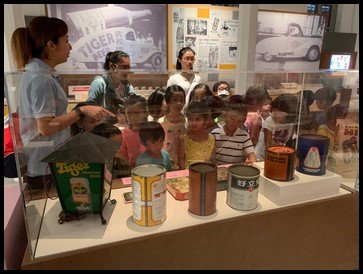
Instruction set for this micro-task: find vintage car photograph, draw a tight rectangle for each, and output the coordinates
[256,22,322,62]
[255,11,325,71]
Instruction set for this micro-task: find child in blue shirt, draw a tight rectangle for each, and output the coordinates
[136,121,172,171]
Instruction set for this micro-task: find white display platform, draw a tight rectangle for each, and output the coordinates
[33,182,350,260]
[254,161,342,206]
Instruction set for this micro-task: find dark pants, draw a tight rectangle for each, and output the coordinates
[23,174,53,189]
[4,153,18,178]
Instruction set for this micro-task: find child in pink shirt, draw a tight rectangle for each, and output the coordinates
[119,95,148,168]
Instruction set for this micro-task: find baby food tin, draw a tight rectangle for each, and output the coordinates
[226,164,260,211]
[188,162,217,216]
[296,134,330,176]
[131,164,166,227]
[264,146,296,181]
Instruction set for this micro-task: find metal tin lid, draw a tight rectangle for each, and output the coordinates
[299,134,330,141]
[267,146,295,154]
[131,164,166,177]
[189,162,216,173]
[228,164,260,178]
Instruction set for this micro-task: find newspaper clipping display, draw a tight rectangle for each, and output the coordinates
[170,5,239,70]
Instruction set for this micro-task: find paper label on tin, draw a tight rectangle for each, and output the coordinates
[303,146,321,169]
[230,177,259,190]
[227,186,259,210]
[227,176,259,210]
[132,181,142,221]
[151,180,166,221]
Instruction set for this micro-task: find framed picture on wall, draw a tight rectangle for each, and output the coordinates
[168,4,239,71]
[47,4,167,71]
[255,10,326,71]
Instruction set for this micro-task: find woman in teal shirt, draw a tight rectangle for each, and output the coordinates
[87,51,135,112]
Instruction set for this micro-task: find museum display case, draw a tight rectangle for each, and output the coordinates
[4,69,359,269]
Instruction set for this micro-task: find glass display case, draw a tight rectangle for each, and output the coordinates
[4,68,359,263]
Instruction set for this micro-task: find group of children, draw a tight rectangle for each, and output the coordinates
[73,81,342,177]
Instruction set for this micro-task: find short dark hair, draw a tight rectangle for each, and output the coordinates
[139,121,165,146]
[314,87,337,106]
[272,93,298,123]
[91,123,121,139]
[189,83,213,103]
[244,85,268,107]
[212,81,230,93]
[225,95,247,116]
[164,85,185,104]
[201,95,225,119]
[185,101,209,120]
[148,88,165,114]
[299,90,315,107]
[124,94,147,110]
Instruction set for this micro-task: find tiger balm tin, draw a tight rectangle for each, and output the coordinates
[131,164,166,227]
[264,146,296,181]
[296,134,330,176]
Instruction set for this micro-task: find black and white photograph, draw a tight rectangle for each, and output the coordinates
[187,19,197,35]
[209,46,219,69]
[47,4,167,71]
[255,11,325,71]
[229,46,237,58]
[195,20,208,36]
[185,36,196,49]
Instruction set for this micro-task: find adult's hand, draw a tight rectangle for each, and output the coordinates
[80,105,115,121]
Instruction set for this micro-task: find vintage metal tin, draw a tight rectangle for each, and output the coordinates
[131,164,166,226]
[188,162,217,216]
[264,146,296,181]
[296,134,330,176]
[226,164,260,211]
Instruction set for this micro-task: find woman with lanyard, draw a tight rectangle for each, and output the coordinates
[166,47,201,113]
[87,50,135,112]
[11,16,113,188]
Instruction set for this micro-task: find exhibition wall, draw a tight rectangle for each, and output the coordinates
[3,4,359,73]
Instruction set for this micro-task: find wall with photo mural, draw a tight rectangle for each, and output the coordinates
[167,4,239,71]
[255,10,326,71]
[47,4,167,71]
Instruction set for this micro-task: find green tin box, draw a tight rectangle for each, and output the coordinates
[42,132,121,224]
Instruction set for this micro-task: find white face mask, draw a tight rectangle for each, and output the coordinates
[217,89,229,96]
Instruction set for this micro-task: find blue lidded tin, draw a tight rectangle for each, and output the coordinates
[296,134,330,176]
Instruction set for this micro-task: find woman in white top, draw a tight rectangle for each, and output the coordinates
[167,47,201,112]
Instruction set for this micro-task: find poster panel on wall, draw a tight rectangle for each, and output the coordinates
[47,4,167,71]
[168,4,239,71]
[255,10,325,71]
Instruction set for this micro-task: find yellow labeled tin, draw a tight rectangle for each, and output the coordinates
[131,164,166,226]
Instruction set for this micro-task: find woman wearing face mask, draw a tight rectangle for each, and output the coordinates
[11,16,114,188]
[212,80,230,97]
[87,50,135,111]
[166,47,201,112]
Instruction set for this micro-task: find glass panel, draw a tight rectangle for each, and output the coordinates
[300,70,359,190]
[4,69,359,260]
[4,72,48,260]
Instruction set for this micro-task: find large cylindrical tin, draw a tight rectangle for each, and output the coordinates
[264,146,296,181]
[227,164,260,211]
[188,162,217,216]
[131,164,166,226]
[296,134,330,176]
